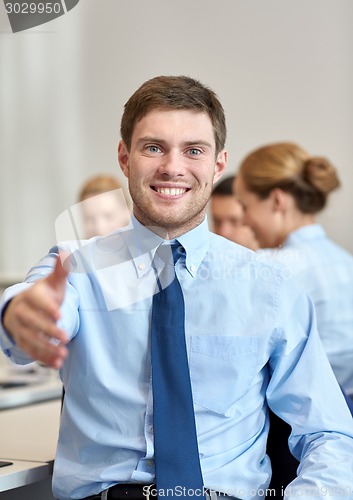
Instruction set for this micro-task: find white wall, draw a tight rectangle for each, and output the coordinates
[1,0,352,281]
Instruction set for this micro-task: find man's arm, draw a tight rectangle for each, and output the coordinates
[1,255,69,368]
[267,285,353,497]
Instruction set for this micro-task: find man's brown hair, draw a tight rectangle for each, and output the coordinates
[120,75,226,155]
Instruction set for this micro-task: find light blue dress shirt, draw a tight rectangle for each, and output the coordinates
[1,217,353,500]
[259,224,353,396]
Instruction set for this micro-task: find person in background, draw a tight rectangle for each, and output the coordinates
[235,142,353,397]
[210,176,259,250]
[1,78,353,500]
[78,174,130,238]
[235,141,353,495]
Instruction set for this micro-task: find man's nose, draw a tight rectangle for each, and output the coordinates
[158,151,185,177]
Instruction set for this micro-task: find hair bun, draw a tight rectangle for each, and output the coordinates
[303,156,340,194]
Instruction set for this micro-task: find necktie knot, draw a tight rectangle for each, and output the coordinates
[171,243,184,265]
[154,243,184,293]
[156,243,184,266]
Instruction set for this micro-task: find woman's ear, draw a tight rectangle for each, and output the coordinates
[269,188,289,213]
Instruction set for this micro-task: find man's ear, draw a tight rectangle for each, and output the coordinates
[118,140,129,178]
[213,149,228,184]
[269,188,288,213]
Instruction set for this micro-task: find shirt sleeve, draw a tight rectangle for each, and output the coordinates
[266,280,353,498]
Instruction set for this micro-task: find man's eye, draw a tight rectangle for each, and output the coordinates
[188,148,201,155]
[147,145,161,153]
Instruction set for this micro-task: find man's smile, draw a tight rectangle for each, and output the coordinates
[151,185,190,197]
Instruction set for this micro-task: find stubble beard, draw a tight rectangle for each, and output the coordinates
[130,184,211,238]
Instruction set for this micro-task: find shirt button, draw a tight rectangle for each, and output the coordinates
[190,265,197,272]
[138,263,145,270]
[147,459,154,467]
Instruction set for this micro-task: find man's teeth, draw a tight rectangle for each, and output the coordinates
[156,187,186,196]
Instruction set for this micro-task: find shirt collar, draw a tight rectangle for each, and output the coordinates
[122,215,210,278]
[122,216,164,278]
[284,223,326,247]
[176,217,210,277]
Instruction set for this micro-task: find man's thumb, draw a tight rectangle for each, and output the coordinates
[46,252,70,294]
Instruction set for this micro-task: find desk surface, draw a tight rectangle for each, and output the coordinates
[0,460,51,492]
[0,355,62,492]
[0,399,61,491]
[0,363,63,411]
[0,399,61,463]
[0,378,62,411]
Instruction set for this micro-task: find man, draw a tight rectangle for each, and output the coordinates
[210,176,258,249]
[1,76,353,500]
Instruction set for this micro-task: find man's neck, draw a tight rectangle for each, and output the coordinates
[132,210,207,240]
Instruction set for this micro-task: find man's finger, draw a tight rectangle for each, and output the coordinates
[15,302,68,345]
[46,253,69,292]
[16,328,68,369]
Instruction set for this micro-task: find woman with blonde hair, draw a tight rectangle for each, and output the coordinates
[235,142,353,394]
[235,142,353,495]
[78,174,130,238]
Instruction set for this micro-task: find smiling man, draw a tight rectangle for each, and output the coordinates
[118,107,225,236]
[1,76,353,500]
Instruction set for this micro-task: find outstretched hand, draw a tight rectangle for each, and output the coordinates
[3,254,70,369]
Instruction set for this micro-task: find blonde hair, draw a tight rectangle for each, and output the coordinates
[78,174,122,202]
[238,142,340,213]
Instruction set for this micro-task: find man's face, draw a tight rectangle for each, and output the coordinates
[211,195,259,250]
[118,109,227,238]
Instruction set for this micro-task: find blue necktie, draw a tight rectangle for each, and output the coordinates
[151,243,205,498]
